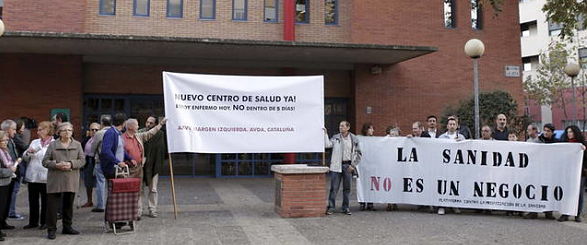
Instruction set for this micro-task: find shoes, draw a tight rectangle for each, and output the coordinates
[558,215,569,222]
[359,203,366,211]
[23,224,38,229]
[386,204,394,211]
[325,209,334,215]
[524,213,538,219]
[47,230,56,240]
[545,212,556,220]
[344,209,352,215]
[81,202,93,208]
[91,208,104,213]
[437,208,445,215]
[62,227,80,235]
[453,208,461,214]
[8,214,24,221]
[366,203,375,211]
[148,211,158,218]
[0,231,6,237]
[39,224,47,230]
[576,216,583,222]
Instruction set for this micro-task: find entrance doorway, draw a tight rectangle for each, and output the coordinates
[82,95,349,177]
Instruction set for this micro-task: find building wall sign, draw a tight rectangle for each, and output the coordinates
[505,65,521,77]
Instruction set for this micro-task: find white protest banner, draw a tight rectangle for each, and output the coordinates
[163,72,324,153]
[356,137,583,215]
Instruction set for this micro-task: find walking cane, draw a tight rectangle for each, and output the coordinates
[168,153,178,220]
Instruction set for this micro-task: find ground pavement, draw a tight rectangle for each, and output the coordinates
[3,178,587,244]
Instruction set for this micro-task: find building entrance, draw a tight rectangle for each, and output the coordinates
[83,94,349,177]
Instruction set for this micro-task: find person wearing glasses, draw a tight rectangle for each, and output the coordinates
[22,121,54,230]
[80,122,100,209]
[0,130,18,242]
[480,125,493,140]
[42,122,85,240]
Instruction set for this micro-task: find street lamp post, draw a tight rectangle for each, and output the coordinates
[464,39,485,139]
[564,62,581,125]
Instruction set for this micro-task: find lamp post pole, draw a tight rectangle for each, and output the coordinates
[465,39,485,139]
[473,58,480,139]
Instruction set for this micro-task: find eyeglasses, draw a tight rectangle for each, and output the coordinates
[60,129,73,132]
[90,129,99,131]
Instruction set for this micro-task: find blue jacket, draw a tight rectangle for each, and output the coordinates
[100,127,132,178]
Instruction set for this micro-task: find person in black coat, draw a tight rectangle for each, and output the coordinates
[409,121,431,138]
[558,125,587,222]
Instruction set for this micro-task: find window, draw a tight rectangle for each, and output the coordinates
[577,14,586,30]
[548,21,562,36]
[579,48,587,69]
[167,0,183,18]
[296,0,309,23]
[520,21,537,37]
[264,0,278,22]
[233,0,247,21]
[325,0,337,25]
[200,0,216,19]
[134,0,149,16]
[99,0,116,15]
[0,0,4,19]
[471,0,482,30]
[522,55,539,72]
[443,0,456,28]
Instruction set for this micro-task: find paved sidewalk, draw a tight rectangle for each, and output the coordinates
[3,178,587,244]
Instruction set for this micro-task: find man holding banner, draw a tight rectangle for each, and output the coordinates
[324,121,361,215]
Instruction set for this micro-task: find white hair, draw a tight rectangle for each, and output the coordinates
[125,119,139,128]
[57,122,73,132]
[1,120,16,130]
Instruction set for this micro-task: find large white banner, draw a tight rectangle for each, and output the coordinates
[356,137,583,215]
[163,72,324,153]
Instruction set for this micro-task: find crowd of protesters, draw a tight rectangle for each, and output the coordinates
[324,114,587,223]
[0,113,167,241]
[0,111,585,241]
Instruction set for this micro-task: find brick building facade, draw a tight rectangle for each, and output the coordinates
[0,0,523,176]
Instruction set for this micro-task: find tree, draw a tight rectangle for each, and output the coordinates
[542,0,587,39]
[523,41,573,120]
[487,0,587,39]
[440,90,531,136]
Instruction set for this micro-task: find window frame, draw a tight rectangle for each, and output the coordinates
[166,0,183,18]
[296,0,310,24]
[548,21,563,36]
[264,0,279,23]
[324,0,338,25]
[579,48,587,69]
[471,0,483,30]
[133,0,150,17]
[443,0,456,29]
[99,0,116,16]
[200,0,216,20]
[232,0,248,21]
